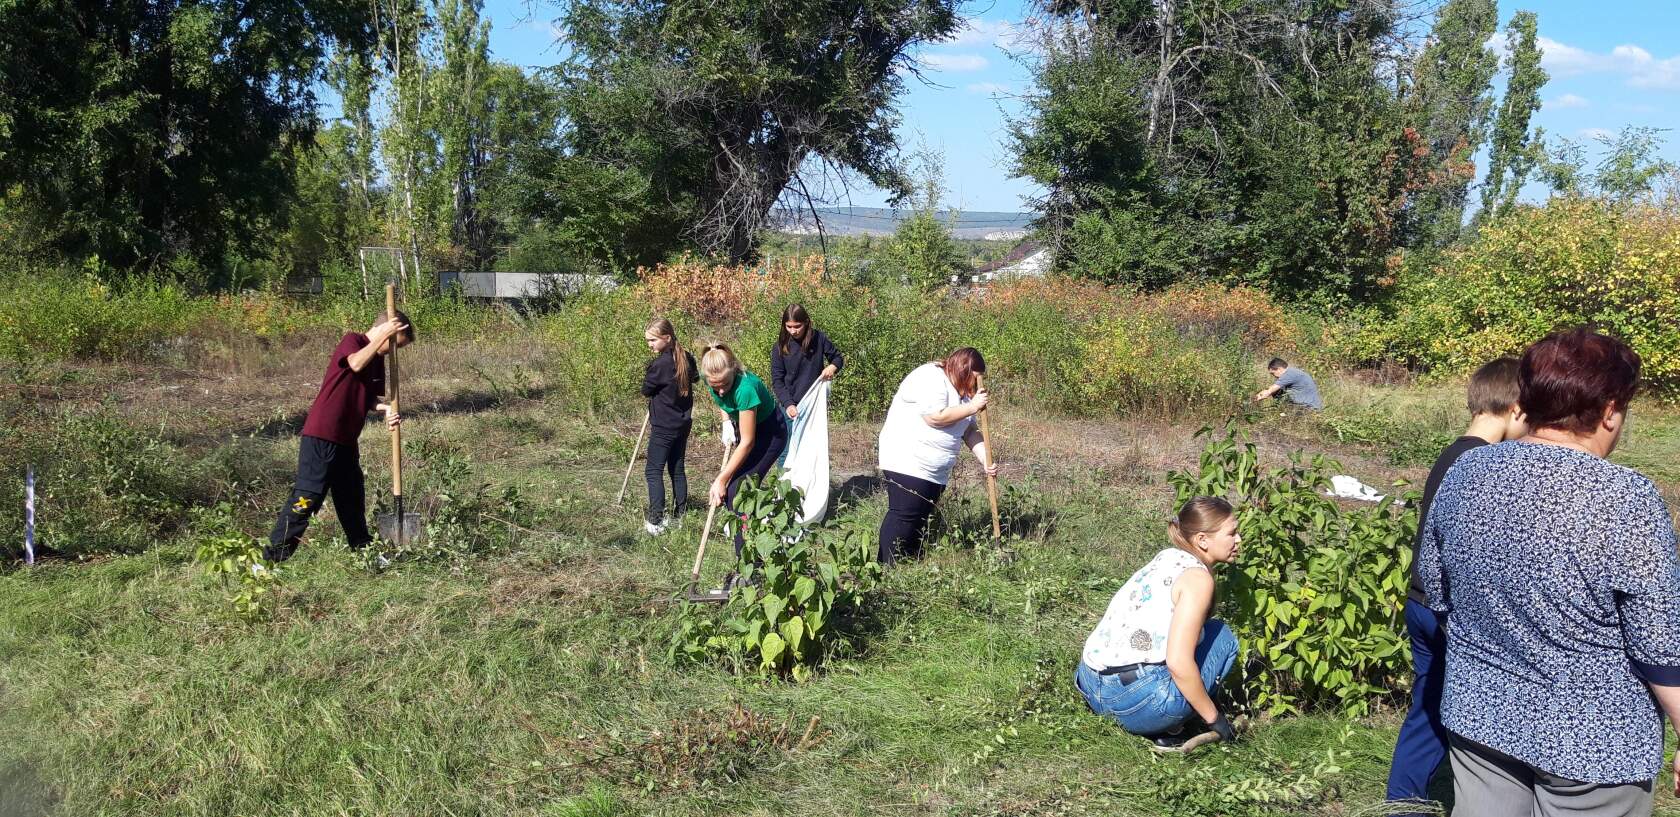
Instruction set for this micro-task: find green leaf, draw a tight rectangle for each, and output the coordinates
[760,632,785,668]
[792,575,816,605]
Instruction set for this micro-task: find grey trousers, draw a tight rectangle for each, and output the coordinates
[1449,735,1654,817]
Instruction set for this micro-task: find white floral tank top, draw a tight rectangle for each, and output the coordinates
[1082,548,1207,670]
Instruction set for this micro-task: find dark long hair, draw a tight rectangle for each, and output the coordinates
[777,304,813,356]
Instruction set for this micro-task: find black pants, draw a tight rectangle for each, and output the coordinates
[645,422,692,524]
[878,470,946,565]
[266,436,371,562]
[725,415,788,555]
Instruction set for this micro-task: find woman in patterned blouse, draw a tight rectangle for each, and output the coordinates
[1075,497,1242,752]
[1417,327,1680,816]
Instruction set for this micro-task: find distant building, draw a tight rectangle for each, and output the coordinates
[976,241,1050,279]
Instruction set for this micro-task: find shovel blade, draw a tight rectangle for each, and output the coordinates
[377,512,425,545]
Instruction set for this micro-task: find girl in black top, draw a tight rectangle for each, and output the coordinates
[769,304,844,419]
[640,318,699,534]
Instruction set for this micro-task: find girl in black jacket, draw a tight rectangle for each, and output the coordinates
[769,304,844,419]
[640,318,699,534]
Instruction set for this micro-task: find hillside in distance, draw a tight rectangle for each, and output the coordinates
[773,206,1033,240]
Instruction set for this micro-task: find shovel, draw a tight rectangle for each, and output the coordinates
[376,283,424,547]
[683,442,735,604]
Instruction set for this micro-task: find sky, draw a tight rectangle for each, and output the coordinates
[477,0,1680,213]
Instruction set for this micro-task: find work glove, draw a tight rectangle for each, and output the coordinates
[1209,711,1237,744]
[721,422,737,447]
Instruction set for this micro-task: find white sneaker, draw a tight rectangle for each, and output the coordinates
[645,520,667,536]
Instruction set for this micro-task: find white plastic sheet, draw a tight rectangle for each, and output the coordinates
[1325,474,1398,504]
[778,380,831,524]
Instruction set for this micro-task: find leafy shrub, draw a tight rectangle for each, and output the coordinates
[375,437,533,563]
[537,287,663,418]
[1169,415,1416,716]
[0,409,207,560]
[1342,199,1680,398]
[1146,738,1353,816]
[670,480,880,680]
[191,504,281,621]
[0,271,207,362]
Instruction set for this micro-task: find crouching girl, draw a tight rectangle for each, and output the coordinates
[1076,496,1242,751]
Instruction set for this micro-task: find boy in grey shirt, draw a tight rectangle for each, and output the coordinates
[1252,357,1323,410]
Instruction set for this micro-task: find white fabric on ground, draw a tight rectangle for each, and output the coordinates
[1326,474,1391,503]
[779,380,831,524]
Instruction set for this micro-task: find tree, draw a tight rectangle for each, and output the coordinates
[880,149,964,288]
[1010,0,1437,304]
[434,0,494,267]
[0,0,375,284]
[558,0,965,263]
[1541,127,1677,205]
[1406,0,1499,247]
[1478,10,1546,221]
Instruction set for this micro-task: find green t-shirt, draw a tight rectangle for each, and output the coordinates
[709,371,778,426]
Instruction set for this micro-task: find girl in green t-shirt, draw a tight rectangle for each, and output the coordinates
[701,344,788,555]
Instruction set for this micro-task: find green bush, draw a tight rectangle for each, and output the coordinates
[0,409,207,560]
[670,479,880,680]
[1169,415,1416,716]
[0,271,207,362]
[1341,199,1680,399]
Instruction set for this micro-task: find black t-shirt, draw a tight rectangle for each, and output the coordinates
[769,329,844,410]
[641,348,699,430]
[1409,435,1490,603]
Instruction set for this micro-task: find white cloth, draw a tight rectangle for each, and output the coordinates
[1082,548,1208,670]
[778,380,831,524]
[877,363,973,486]
[1326,474,1389,503]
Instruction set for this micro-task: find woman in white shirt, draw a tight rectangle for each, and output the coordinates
[876,348,999,565]
[1076,496,1242,751]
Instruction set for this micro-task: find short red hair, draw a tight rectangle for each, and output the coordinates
[1519,327,1641,435]
[940,347,987,398]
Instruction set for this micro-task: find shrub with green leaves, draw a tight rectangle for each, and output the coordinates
[0,409,206,560]
[670,479,880,681]
[191,504,281,621]
[1169,414,1416,716]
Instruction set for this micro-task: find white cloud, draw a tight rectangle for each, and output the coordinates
[945,19,1020,49]
[966,82,1014,95]
[923,53,989,72]
[1548,93,1590,109]
[1537,37,1680,90]
[1579,127,1615,142]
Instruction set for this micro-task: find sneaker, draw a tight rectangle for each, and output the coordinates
[1149,727,1190,753]
[645,519,667,536]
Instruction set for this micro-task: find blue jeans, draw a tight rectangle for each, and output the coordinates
[1386,599,1449,810]
[1074,619,1239,735]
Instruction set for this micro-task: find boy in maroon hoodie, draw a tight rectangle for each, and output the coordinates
[265,314,413,562]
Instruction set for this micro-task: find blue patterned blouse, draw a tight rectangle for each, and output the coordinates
[1418,441,1680,784]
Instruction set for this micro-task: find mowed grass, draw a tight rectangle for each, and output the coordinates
[3,347,1679,816]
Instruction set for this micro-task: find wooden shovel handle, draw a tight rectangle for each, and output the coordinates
[976,373,1000,539]
[386,284,402,498]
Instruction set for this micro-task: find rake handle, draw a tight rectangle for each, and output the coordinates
[976,373,1000,540]
[617,412,650,506]
[685,442,735,594]
[386,284,404,547]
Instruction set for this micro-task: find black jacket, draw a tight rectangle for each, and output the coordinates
[641,349,700,430]
[770,329,844,409]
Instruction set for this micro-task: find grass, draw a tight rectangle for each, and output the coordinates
[2,328,1679,816]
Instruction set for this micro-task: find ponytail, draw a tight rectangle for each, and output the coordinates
[648,318,688,398]
[701,343,743,392]
[1168,496,1234,553]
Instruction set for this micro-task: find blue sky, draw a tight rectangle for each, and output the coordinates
[479,0,1680,213]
